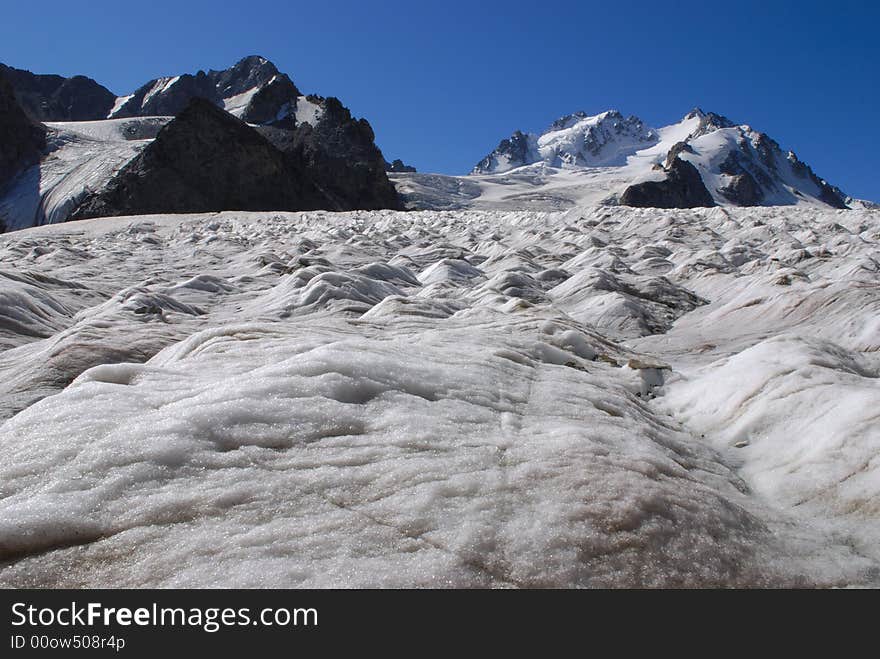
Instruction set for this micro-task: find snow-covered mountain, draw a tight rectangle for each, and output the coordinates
[459,108,852,210]
[0,57,401,231]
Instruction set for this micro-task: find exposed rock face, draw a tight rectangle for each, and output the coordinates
[109,56,302,128]
[236,74,300,126]
[717,151,763,205]
[283,97,402,210]
[385,159,417,173]
[785,151,849,209]
[473,130,539,173]
[0,63,116,122]
[664,141,695,168]
[70,99,333,220]
[720,172,763,206]
[208,55,280,99]
[0,57,401,224]
[620,157,715,209]
[0,71,46,190]
[112,72,218,118]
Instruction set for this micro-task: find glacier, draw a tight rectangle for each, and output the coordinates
[0,205,878,587]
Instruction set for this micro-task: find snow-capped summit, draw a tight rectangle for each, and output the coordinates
[656,111,849,208]
[462,107,851,209]
[682,107,736,136]
[473,110,657,174]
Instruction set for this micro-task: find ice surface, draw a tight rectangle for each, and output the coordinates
[0,206,878,587]
[0,117,172,230]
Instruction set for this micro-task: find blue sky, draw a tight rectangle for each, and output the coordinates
[2,0,878,200]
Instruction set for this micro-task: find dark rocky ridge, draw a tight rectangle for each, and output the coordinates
[253,96,400,210]
[685,108,736,137]
[620,158,715,209]
[112,72,218,118]
[0,63,116,122]
[0,72,46,191]
[717,150,764,206]
[110,57,302,127]
[70,99,334,220]
[385,159,417,173]
[109,56,302,128]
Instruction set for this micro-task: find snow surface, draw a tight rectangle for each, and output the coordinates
[142,76,180,108]
[222,86,261,117]
[294,96,323,127]
[107,95,134,119]
[0,205,878,587]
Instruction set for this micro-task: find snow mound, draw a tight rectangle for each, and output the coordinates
[663,335,880,539]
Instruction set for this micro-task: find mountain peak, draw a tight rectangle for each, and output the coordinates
[211,55,280,97]
[684,108,736,135]
[106,56,301,125]
[473,109,656,174]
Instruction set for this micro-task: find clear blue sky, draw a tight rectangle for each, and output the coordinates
[2,0,878,200]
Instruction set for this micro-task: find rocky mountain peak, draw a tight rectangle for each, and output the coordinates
[684,108,737,137]
[473,109,657,174]
[208,55,281,98]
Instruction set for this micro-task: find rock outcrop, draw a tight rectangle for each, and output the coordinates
[620,158,715,209]
[283,97,401,210]
[70,98,333,219]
